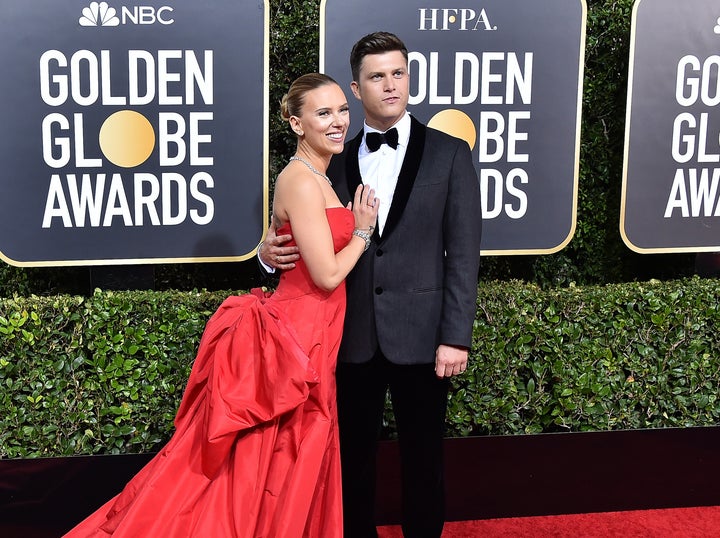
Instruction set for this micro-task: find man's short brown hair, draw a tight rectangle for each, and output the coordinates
[350,31,409,81]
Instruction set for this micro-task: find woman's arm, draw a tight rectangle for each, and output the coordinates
[273,172,377,291]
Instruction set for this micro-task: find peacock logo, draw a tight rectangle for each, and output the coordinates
[79,2,120,27]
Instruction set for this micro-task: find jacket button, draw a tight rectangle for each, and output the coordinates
[376,249,383,257]
[375,287,383,295]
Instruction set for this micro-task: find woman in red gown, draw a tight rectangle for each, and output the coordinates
[63,73,379,538]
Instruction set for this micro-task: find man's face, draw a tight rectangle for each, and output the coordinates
[351,50,409,132]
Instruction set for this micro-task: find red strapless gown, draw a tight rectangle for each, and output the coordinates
[64,207,354,538]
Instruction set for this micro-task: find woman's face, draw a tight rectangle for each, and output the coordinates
[293,83,349,156]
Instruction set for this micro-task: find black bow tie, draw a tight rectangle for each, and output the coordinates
[365,128,399,151]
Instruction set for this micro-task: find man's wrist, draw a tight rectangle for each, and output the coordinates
[257,240,276,274]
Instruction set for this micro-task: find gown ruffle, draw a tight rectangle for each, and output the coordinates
[64,207,355,537]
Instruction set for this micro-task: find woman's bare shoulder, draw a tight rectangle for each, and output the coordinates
[276,165,324,198]
[273,165,325,219]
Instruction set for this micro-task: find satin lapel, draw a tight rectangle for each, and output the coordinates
[344,129,364,200]
[381,116,426,241]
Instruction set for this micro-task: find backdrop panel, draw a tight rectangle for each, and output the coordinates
[0,0,268,266]
[321,0,586,254]
[622,0,720,253]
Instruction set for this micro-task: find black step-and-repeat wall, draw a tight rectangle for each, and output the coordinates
[4,0,713,265]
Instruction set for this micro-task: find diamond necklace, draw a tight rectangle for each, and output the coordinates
[289,155,332,186]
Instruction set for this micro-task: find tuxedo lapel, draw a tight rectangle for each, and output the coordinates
[344,129,364,196]
[344,118,426,241]
[381,116,426,240]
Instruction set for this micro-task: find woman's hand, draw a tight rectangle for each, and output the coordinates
[349,184,379,232]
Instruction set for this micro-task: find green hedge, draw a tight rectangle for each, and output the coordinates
[2,278,719,458]
[451,277,720,436]
[0,290,228,458]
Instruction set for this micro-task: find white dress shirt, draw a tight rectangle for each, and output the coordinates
[359,111,411,235]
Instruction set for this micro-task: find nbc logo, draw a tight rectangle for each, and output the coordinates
[79,2,120,27]
[78,1,175,27]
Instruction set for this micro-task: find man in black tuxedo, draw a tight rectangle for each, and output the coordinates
[260,32,481,538]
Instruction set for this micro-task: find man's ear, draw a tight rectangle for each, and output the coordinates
[350,81,362,101]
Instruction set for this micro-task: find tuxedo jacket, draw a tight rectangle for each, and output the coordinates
[328,115,482,365]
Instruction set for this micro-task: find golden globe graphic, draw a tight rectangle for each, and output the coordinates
[99,111,156,168]
[0,0,268,265]
[427,109,477,151]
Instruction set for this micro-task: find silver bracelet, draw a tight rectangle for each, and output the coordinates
[352,229,372,252]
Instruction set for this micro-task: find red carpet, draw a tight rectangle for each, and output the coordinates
[377,506,720,537]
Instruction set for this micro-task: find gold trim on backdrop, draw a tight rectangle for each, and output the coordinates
[261,0,271,249]
[319,0,328,74]
[619,0,644,254]
[0,250,261,268]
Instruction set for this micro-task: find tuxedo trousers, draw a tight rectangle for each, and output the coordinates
[336,350,449,538]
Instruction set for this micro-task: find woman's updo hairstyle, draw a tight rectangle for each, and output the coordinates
[280,73,339,123]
